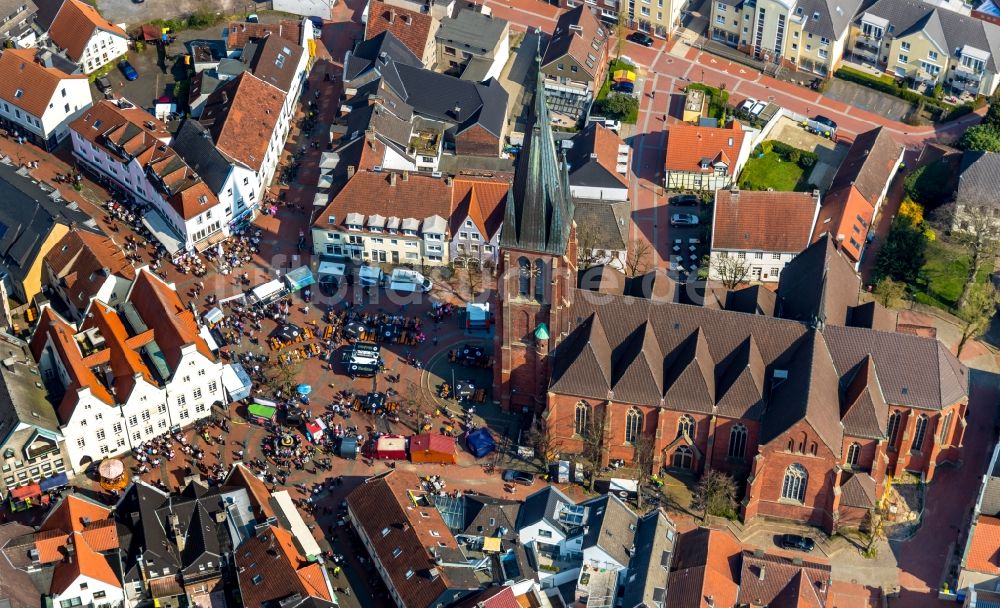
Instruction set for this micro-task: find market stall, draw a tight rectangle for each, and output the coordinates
[409,434,457,464]
[8,483,48,511]
[284,266,315,292]
[247,401,278,425]
[338,436,359,459]
[374,435,408,460]
[465,428,496,458]
[222,363,253,402]
[305,419,327,443]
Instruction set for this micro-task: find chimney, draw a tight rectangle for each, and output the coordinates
[388,9,396,23]
[757,565,765,581]
[445,176,453,186]
[453,103,461,116]
[347,165,356,178]
[390,172,398,186]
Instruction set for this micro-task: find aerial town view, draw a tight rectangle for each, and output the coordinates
[0,0,1000,604]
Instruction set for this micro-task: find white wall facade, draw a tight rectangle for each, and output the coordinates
[77,29,128,74]
[0,77,92,148]
[52,572,125,608]
[449,217,499,267]
[708,249,797,283]
[569,184,628,202]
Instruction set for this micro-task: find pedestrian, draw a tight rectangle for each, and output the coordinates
[432,337,439,346]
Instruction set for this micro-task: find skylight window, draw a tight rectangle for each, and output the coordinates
[14,89,23,98]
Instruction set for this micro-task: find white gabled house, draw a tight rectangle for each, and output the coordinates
[44,0,128,74]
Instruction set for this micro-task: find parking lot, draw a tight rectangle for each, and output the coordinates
[824,76,912,122]
[767,116,851,191]
[97,0,247,27]
[664,193,711,282]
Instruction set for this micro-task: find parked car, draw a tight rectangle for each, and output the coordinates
[670,213,699,227]
[739,98,757,114]
[247,13,259,22]
[118,60,138,81]
[627,31,654,46]
[805,115,837,139]
[749,101,767,118]
[779,534,815,552]
[612,81,635,94]
[669,194,700,207]
[602,119,621,133]
[502,469,535,486]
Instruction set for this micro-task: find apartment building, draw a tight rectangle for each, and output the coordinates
[851,0,1000,96]
[0,334,70,502]
[710,0,863,75]
[0,48,93,150]
[449,175,511,268]
[43,230,136,324]
[44,0,128,74]
[540,5,609,121]
[365,0,439,66]
[70,100,229,254]
[435,9,510,81]
[663,120,752,191]
[29,270,225,472]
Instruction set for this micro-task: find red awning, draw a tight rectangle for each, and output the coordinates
[10,483,41,499]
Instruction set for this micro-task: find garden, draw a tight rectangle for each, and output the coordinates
[593,58,639,123]
[737,141,818,192]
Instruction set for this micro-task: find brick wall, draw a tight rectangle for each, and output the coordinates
[455,124,500,158]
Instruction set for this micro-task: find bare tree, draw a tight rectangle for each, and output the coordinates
[580,406,608,491]
[576,225,606,270]
[873,277,907,308]
[262,360,302,399]
[935,202,1000,309]
[613,10,629,61]
[957,283,1000,356]
[624,239,653,277]
[691,470,739,520]
[633,434,656,509]
[527,417,559,467]
[709,254,752,289]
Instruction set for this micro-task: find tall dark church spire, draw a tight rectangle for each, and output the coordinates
[500,45,574,256]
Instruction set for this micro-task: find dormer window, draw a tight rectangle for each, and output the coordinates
[14,89,22,98]
[700,160,710,170]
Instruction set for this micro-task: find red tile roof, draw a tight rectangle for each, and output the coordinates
[737,549,831,608]
[47,0,126,61]
[236,525,333,606]
[365,0,434,60]
[449,174,512,239]
[225,19,303,50]
[665,121,746,174]
[712,189,820,253]
[199,72,284,172]
[0,49,87,118]
[127,270,215,369]
[44,231,136,315]
[313,170,454,232]
[966,515,1000,575]
[666,528,742,608]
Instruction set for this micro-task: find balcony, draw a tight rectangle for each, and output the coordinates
[533,549,580,577]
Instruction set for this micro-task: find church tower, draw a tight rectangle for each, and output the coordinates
[493,53,578,413]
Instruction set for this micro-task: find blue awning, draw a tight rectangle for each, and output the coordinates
[39,472,69,491]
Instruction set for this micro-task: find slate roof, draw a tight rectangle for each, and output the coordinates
[737,549,831,608]
[346,471,480,608]
[665,528,741,608]
[712,189,820,253]
[391,63,507,137]
[344,30,422,83]
[541,5,607,84]
[776,235,861,327]
[171,120,234,196]
[240,33,305,94]
[0,159,99,287]
[795,0,864,40]
[517,485,576,531]
[574,198,629,251]
[955,151,1000,206]
[198,72,284,172]
[565,122,630,190]
[0,338,61,450]
[461,494,521,540]
[621,509,675,608]
[580,494,638,567]
[980,448,1000,517]
[501,60,574,255]
[365,0,435,61]
[436,9,508,56]
[859,0,1000,72]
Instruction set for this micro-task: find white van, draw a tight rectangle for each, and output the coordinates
[389,268,432,293]
[358,265,383,287]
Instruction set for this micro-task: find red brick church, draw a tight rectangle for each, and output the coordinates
[493,69,969,533]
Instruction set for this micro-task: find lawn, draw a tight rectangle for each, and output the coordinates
[737,152,810,192]
[912,239,994,311]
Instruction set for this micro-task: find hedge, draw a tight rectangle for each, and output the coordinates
[755,141,818,169]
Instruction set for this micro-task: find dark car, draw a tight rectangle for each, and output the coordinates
[627,31,654,46]
[670,194,700,206]
[118,60,138,81]
[612,81,635,94]
[779,534,815,552]
[502,469,535,486]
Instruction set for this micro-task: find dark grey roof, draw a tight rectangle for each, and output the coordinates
[564,124,629,191]
[827,127,903,203]
[462,494,521,541]
[724,285,776,316]
[956,151,1000,206]
[580,494,638,567]
[776,234,861,328]
[344,30,422,83]
[171,120,234,195]
[501,60,574,255]
[621,510,675,608]
[795,0,864,40]
[517,485,576,531]
[0,336,61,462]
[0,161,99,287]
[436,9,508,56]
[860,0,1000,72]
[574,199,629,251]
[216,58,247,78]
[981,453,1000,516]
[391,63,507,136]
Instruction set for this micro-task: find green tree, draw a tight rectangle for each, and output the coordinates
[873,277,906,308]
[904,159,954,207]
[691,470,739,519]
[959,124,1000,152]
[981,100,1000,130]
[873,216,928,284]
[957,283,1000,356]
[603,93,638,120]
[935,201,1000,309]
